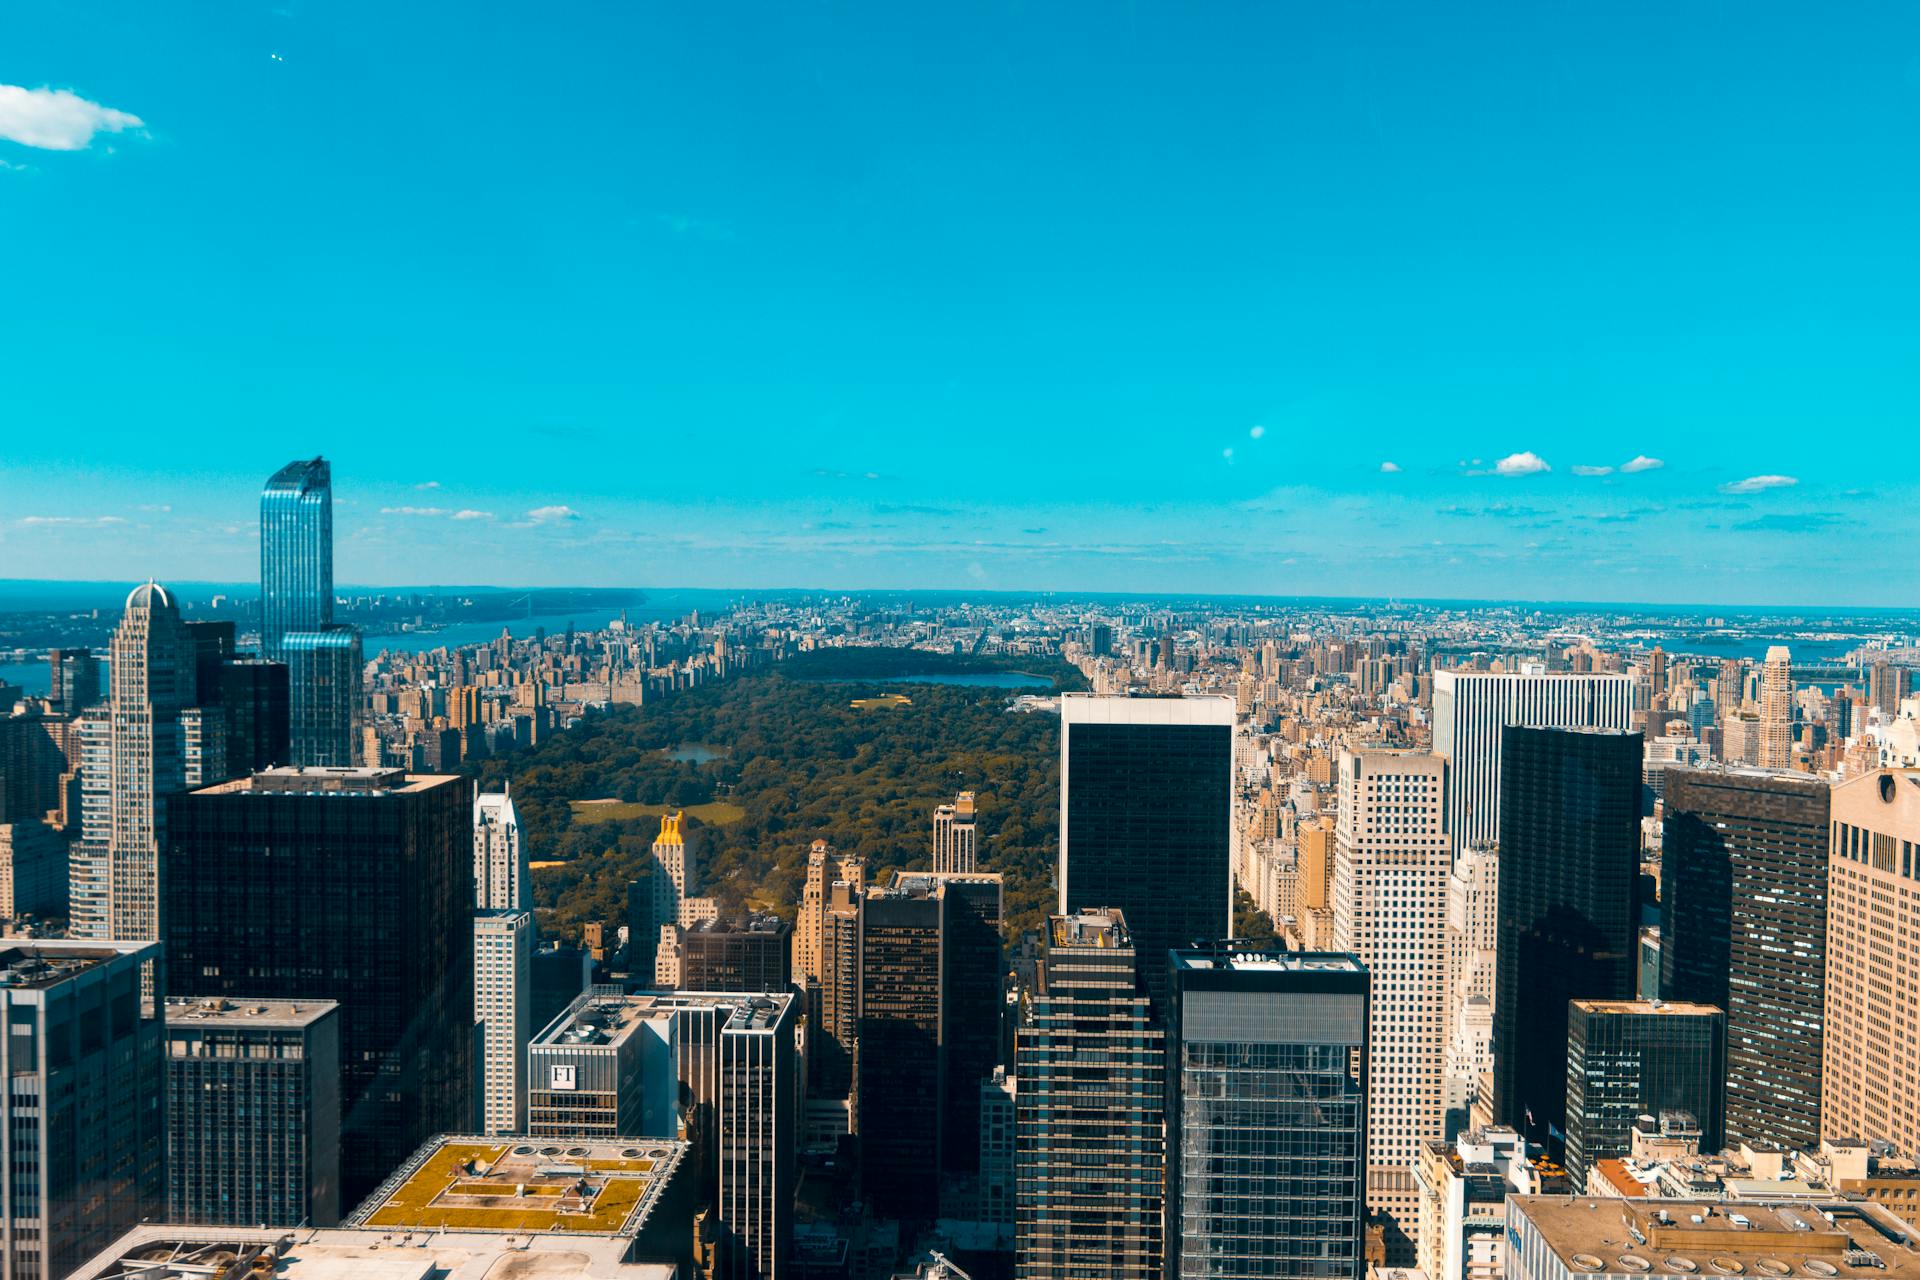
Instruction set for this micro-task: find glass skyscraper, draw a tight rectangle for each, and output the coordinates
[259,457,333,662]
[285,627,362,767]
[1166,947,1370,1280]
[1059,694,1236,1011]
[1491,726,1642,1146]
[1563,999,1725,1187]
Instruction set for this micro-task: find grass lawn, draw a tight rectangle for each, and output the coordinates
[570,799,747,827]
[850,693,913,710]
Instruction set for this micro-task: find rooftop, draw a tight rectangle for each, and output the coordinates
[1172,946,1366,975]
[1573,999,1723,1017]
[0,940,153,989]
[163,996,339,1029]
[1514,1196,1920,1280]
[196,767,458,797]
[533,987,790,1046]
[72,1227,674,1280]
[347,1134,688,1238]
[1051,909,1133,950]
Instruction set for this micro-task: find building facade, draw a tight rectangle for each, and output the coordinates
[283,628,362,768]
[1059,693,1236,1010]
[1014,910,1165,1280]
[164,767,473,1204]
[1493,727,1642,1145]
[1824,769,1920,1149]
[1562,999,1725,1187]
[0,940,166,1280]
[474,909,533,1136]
[1661,766,1829,1151]
[163,996,342,1227]
[933,791,978,874]
[1332,747,1450,1260]
[1166,948,1369,1280]
[1431,669,1635,856]
[473,785,529,910]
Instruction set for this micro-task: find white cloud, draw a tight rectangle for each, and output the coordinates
[0,84,144,151]
[18,514,126,526]
[1249,424,1266,440]
[1379,461,1401,473]
[1222,447,1235,463]
[1572,464,1614,477]
[1620,455,1664,473]
[452,509,494,521]
[380,505,448,517]
[1495,451,1551,476]
[1721,474,1798,495]
[526,505,582,522]
[414,480,441,490]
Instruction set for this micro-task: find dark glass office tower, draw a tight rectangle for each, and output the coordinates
[856,885,944,1220]
[1563,999,1725,1186]
[183,619,291,775]
[1661,766,1829,1151]
[260,457,333,662]
[1491,726,1641,1144]
[164,767,472,1204]
[930,871,1004,1179]
[677,914,793,993]
[1166,947,1369,1280]
[285,628,362,766]
[1015,910,1165,1280]
[1060,694,1236,1010]
[44,647,101,714]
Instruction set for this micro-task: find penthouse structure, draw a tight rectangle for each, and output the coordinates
[933,791,978,874]
[1431,668,1635,856]
[163,996,342,1227]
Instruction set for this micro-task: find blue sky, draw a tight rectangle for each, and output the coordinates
[2,2,1916,604]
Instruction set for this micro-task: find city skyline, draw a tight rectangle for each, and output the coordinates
[5,4,1919,603]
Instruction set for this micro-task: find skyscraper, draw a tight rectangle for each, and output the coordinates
[933,790,978,874]
[1060,693,1236,1009]
[0,940,166,1280]
[856,882,945,1219]
[284,627,362,767]
[1014,909,1165,1280]
[260,457,333,663]
[1824,769,1920,1149]
[474,908,533,1136]
[1332,747,1449,1259]
[1758,646,1794,770]
[1562,999,1724,1187]
[1430,668,1636,856]
[164,996,342,1227]
[1661,766,1829,1151]
[165,766,473,1203]
[1166,947,1369,1280]
[677,914,792,993]
[474,784,529,910]
[716,993,798,1280]
[1444,844,1499,1127]
[71,584,195,972]
[1492,726,1641,1144]
[44,648,101,715]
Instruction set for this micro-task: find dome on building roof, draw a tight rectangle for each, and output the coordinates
[124,580,175,612]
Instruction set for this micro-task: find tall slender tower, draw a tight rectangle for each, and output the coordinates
[1758,645,1794,769]
[72,583,195,953]
[1333,747,1449,1262]
[933,790,979,874]
[473,783,529,910]
[260,457,333,662]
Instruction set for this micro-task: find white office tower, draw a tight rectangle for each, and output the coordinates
[1334,746,1450,1263]
[932,790,979,874]
[473,909,532,1135]
[1430,667,1635,856]
[1758,645,1793,769]
[473,784,529,910]
[1444,844,1499,1126]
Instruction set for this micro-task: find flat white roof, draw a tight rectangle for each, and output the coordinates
[1059,692,1235,727]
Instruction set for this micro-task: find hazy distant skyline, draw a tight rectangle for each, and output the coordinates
[3,4,1916,605]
